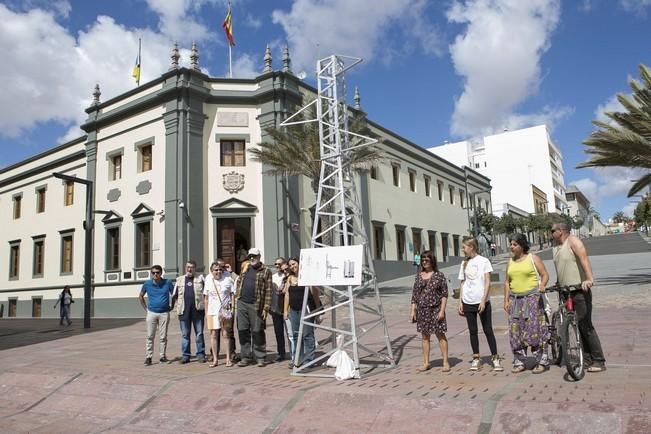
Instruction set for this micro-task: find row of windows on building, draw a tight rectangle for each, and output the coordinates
[370,165,488,210]
[107,140,246,181]
[12,181,75,219]
[371,224,462,262]
[7,220,152,280]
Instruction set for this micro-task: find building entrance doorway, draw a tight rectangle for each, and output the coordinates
[217,218,251,274]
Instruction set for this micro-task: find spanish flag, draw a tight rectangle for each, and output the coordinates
[222,5,234,46]
[132,38,141,86]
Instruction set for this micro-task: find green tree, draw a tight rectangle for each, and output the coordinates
[249,105,384,241]
[473,208,499,235]
[494,213,519,234]
[250,107,382,191]
[578,64,651,197]
[612,211,628,223]
[633,197,651,234]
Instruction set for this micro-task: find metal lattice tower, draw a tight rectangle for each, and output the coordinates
[281,55,395,378]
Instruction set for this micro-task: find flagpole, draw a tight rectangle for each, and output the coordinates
[228,43,232,78]
[137,38,141,87]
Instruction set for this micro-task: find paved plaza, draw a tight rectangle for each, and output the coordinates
[1,233,650,433]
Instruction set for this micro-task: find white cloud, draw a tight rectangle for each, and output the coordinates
[5,0,71,17]
[622,201,638,217]
[579,0,593,12]
[570,167,648,206]
[0,2,251,142]
[244,13,262,29]
[271,0,442,74]
[232,53,259,78]
[503,105,574,134]
[143,0,218,43]
[447,0,567,138]
[593,93,626,125]
[621,0,651,13]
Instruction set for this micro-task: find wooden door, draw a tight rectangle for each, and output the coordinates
[218,219,236,271]
[32,298,42,318]
[428,233,436,255]
[8,299,17,317]
[441,234,449,262]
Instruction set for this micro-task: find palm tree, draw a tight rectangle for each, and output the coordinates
[250,108,382,191]
[249,104,384,239]
[612,211,628,223]
[578,64,651,196]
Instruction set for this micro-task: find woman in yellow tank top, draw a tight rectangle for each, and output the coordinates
[504,233,550,374]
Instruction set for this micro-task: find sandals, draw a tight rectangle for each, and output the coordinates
[209,362,218,368]
[587,365,606,373]
[511,365,526,374]
[532,364,547,374]
[417,365,431,372]
[225,361,233,367]
[442,365,451,372]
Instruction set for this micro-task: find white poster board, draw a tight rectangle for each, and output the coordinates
[298,245,364,286]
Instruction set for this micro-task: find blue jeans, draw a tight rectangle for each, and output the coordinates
[179,314,205,359]
[288,309,315,365]
[60,304,71,325]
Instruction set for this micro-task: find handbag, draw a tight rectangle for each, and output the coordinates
[212,278,233,321]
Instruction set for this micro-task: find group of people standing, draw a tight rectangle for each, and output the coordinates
[411,223,606,374]
[139,249,321,369]
[137,221,606,376]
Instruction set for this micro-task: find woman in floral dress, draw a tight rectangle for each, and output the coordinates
[410,250,450,372]
[503,233,549,374]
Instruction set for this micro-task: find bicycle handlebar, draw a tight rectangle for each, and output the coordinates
[545,284,581,293]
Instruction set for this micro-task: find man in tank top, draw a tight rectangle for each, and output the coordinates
[551,222,606,372]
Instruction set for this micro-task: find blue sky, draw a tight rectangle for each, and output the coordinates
[1,0,650,220]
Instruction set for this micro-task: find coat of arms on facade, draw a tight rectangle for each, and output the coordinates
[223,171,245,193]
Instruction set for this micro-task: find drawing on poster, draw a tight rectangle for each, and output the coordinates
[298,245,363,286]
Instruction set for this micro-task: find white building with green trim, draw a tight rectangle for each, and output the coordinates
[0,45,491,318]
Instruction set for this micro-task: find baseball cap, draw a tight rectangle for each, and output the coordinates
[248,247,261,256]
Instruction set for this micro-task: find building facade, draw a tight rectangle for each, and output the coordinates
[428,125,568,216]
[0,46,490,318]
[565,185,606,237]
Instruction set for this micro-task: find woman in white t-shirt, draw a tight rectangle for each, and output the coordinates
[204,262,235,367]
[457,238,503,372]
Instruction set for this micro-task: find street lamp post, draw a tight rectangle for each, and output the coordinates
[469,189,492,238]
[53,172,93,329]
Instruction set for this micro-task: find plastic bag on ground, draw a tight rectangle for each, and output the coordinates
[326,335,359,380]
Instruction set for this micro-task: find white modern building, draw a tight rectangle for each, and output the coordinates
[428,125,567,217]
[0,45,491,318]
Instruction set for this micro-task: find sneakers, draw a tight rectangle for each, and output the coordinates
[144,357,152,366]
[491,356,504,372]
[197,356,206,363]
[159,356,169,363]
[180,357,190,364]
[256,360,266,367]
[470,358,481,371]
[237,359,253,367]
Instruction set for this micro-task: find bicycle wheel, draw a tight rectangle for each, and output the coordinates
[563,312,585,380]
[548,311,563,365]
